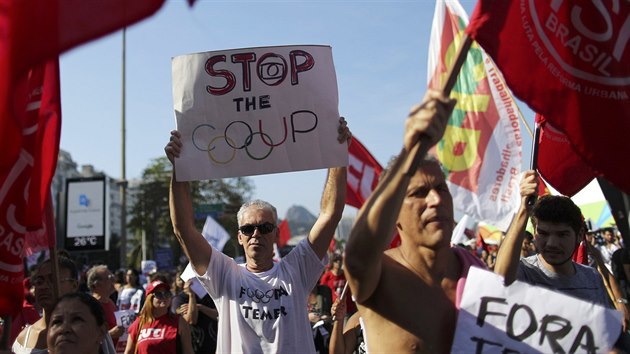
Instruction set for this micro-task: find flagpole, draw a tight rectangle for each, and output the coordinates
[405,35,473,176]
[526,123,541,206]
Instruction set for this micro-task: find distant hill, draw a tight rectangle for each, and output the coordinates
[284,205,316,236]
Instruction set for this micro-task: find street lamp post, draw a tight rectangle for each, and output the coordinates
[120,27,127,268]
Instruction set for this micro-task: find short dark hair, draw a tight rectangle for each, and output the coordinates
[52,292,105,327]
[36,256,78,280]
[531,195,583,236]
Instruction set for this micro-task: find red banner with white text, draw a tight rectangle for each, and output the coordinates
[346,138,383,209]
[467,0,630,195]
[0,0,166,169]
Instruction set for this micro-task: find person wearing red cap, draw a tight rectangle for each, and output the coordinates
[124,280,193,354]
[165,118,350,353]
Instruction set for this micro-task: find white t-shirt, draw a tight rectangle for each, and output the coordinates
[117,287,144,313]
[196,238,326,354]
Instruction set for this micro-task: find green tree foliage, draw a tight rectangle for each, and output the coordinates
[127,157,253,269]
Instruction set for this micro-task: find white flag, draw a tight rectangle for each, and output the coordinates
[427,0,523,230]
[202,215,231,252]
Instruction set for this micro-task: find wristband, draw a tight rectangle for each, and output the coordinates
[617,298,628,304]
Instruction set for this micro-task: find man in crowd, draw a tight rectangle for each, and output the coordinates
[12,256,79,353]
[86,265,124,345]
[494,170,610,305]
[599,228,621,273]
[343,90,485,353]
[165,118,350,353]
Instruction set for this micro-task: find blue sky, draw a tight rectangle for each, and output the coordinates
[59,0,540,219]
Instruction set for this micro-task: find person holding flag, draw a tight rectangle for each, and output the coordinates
[165,117,351,353]
[495,171,611,304]
[344,90,485,353]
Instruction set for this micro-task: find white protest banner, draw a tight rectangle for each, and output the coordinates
[452,267,622,353]
[172,45,347,180]
[114,309,137,354]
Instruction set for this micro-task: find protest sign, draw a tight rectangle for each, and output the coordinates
[172,45,346,180]
[180,264,209,299]
[114,309,137,353]
[452,267,622,353]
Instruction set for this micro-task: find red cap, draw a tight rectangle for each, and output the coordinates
[146,280,169,296]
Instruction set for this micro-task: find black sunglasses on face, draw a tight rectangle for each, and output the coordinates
[238,222,275,236]
[153,291,172,300]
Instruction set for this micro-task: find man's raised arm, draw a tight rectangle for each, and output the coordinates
[165,130,212,275]
[344,90,455,303]
[308,117,351,259]
[494,170,538,285]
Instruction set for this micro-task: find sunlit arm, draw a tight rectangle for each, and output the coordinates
[494,170,537,285]
[169,173,212,275]
[344,148,413,303]
[308,167,347,259]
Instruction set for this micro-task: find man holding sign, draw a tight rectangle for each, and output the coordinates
[344,90,486,353]
[165,117,350,353]
[495,171,611,304]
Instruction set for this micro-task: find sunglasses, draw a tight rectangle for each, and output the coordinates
[153,291,172,300]
[31,276,76,287]
[238,222,275,236]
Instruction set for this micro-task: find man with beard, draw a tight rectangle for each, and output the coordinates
[494,170,610,306]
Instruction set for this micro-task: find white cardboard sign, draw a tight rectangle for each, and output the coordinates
[172,45,347,180]
[452,267,622,353]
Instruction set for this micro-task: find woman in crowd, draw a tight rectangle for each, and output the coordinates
[46,292,107,354]
[171,278,218,354]
[320,254,357,318]
[12,256,79,354]
[124,280,193,354]
[117,268,145,314]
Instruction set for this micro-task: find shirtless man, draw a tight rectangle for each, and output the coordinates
[344,90,484,353]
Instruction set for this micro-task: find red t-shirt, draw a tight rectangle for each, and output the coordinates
[101,299,119,345]
[319,270,357,314]
[128,314,179,354]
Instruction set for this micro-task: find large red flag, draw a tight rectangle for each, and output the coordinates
[0,0,165,317]
[277,219,291,249]
[346,138,383,209]
[0,0,166,169]
[466,0,630,195]
[536,114,599,196]
[0,60,61,317]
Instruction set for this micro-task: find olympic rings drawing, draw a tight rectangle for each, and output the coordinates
[207,135,236,164]
[191,110,318,165]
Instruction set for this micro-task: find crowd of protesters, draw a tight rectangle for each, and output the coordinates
[2,92,629,353]
[2,222,626,353]
[0,254,218,354]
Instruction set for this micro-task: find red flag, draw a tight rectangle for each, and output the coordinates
[0,0,165,317]
[466,0,630,195]
[0,60,61,317]
[536,114,598,196]
[277,219,291,249]
[572,241,589,265]
[347,138,383,209]
[537,175,552,197]
[0,0,166,168]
